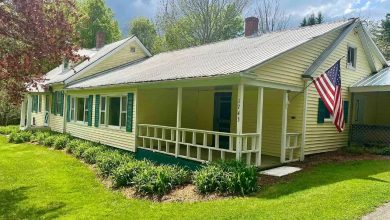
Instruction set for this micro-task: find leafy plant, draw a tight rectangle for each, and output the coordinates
[43,135,57,147]
[112,160,152,188]
[31,131,51,145]
[0,126,19,135]
[8,131,32,143]
[96,151,133,177]
[133,165,190,196]
[53,134,71,150]
[72,142,93,158]
[81,145,105,164]
[66,139,84,154]
[194,160,258,195]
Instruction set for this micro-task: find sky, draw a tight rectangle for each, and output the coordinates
[105,0,390,35]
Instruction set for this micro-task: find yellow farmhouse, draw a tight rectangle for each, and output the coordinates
[20,18,390,168]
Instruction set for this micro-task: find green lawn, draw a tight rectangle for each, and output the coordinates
[0,136,389,220]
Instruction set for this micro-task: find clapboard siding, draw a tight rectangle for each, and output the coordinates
[50,115,64,133]
[73,41,147,81]
[304,30,374,154]
[254,30,341,87]
[31,94,45,126]
[66,88,137,151]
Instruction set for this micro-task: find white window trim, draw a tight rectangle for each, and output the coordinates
[347,44,357,70]
[99,94,127,131]
[70,96,89,125]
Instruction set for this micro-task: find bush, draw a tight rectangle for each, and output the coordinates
[194,160,258,195]
[96,151,133,177]
[72,141,93,158]
[375,146,390,156]
[112,160,152,188]
[52,135,71,150]
[31,131,51,145]
[0,126,19,135]
[43,135,57,147]
[81,145,105,164]
[8,131,32,143]
[133,165,190,196]
[65,139,84,154]
[342,145,365,155]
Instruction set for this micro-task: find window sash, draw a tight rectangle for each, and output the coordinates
[100,95,127,129]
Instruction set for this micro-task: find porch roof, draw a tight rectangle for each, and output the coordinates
[350,67,390,92]
[67,20,354,89]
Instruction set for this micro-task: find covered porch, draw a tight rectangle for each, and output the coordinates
[349,68,390,146]
[136,78,304,167]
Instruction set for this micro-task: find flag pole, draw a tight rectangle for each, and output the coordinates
[289,56,346,102]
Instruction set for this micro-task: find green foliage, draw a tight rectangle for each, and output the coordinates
[81,145,105,164]
[112,160,152,188]
[133,165,190,196]
[77,0,122,48]
[342,145,365,155]
[0,126,19,135]
[52,134,71,150]
[0,91,20,126]
[43,135,57,147]
[7,131,32,143]
[129,17,157,51]
[31,131,52,145]
[65,139,85,154]
[96,151,133,177]
[343,145,390,156]
[301,12,324,27]
[380,147,390,155]
[72,141,93,158]
[194,160,258,195]
[376,13,390,59]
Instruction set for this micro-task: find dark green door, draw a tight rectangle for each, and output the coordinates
[213,92,232,149]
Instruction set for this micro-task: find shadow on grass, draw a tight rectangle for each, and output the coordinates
[257,160,390,199]
[0,186,67,219]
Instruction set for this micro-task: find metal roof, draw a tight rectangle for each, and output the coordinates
[67,20,354,89]
[45,37,133,84]
[350,67,390,92]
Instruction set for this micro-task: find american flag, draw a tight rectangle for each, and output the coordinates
[313,60,345,132]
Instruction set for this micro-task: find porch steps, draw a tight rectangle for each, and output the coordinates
[260,166,302,177]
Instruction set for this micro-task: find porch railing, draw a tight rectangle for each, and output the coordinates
[282,132,302,163]
[137,124,261,166]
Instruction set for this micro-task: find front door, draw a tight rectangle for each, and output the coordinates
[213,92,232,149]
[354,94,366,124]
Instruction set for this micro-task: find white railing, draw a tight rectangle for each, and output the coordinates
[283,132,302,163]
[137,124,261,166]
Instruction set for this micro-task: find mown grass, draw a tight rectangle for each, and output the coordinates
[0,136,389,219]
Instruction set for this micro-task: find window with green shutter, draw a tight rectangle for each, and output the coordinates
[95,95,100,127]
[67,95,71,122]
[317,98,331,123]
[126,93,134,132]
[32,95,38,113]
[59,92,64,116]
[38,95,42,112]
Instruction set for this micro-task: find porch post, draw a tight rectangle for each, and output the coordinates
[26,94,32,128]
[175,87,182,157]
[300,81,309,161]
[236,83,244,161]
[20,98,27,128]
[256,87,264,166]
[280,90,288,163]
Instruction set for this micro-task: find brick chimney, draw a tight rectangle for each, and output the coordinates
[245,17,259,37]
[95,31,106,49]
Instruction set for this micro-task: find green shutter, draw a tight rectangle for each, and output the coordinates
[38,95,42,112]
[126,93,134,132]
[60,92,64,116]
[32,95,37,113]
[88,95,93,126]
[94,95,100,127]
[344,101,349,123]
[317,98,326,123]
[45,95,49,112]
[52,92,55,114]
[67,95,71,122]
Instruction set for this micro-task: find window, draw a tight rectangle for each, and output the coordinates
[100,95,127,129]
[347,46,357,69]
[130,47,136,53]
[318,98,349,124]
[70,97,75,121]
[100,97,106,125]
[55,92,62,115]
[32,95,39,113]
[45,95,49,112]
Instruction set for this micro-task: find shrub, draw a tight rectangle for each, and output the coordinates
[81,145,105,164]
[52,135,71,150]
[8,131,32,143]
[65,139,84,154]
[112,160,152,188]
[377,147,390,156]
[0,126,19,135]
[342,145,365,155]
[96,151,133,177]
[31,131,51,145]
[43,135,57,147]
[133,165,190,196]
[72,141,93,158]
[193,160,258,195]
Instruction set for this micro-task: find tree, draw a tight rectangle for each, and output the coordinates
[77,0,121,48]
[156,0,248,50]
[255,0,290,33]
[301,12,324,27]
[129,17,157,52]
[0,90,20,126]
[376,14,390,59]
[0,0,81,103]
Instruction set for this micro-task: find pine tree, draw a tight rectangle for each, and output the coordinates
[301,17,307,27]
[378,14,390,59]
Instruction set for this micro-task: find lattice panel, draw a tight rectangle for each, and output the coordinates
[350,124,390,146]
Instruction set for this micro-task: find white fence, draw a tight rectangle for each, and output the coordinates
[137,124,262,166]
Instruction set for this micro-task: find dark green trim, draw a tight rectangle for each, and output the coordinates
[66,95,71,122]
[51,93,55,114]
[59,92,64,116]
[94,95,100,127]
[88,95,93,126]
[317,98,327,123]
[38,95,42,112]
[344,101,349,123]
[126,93,134,132]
